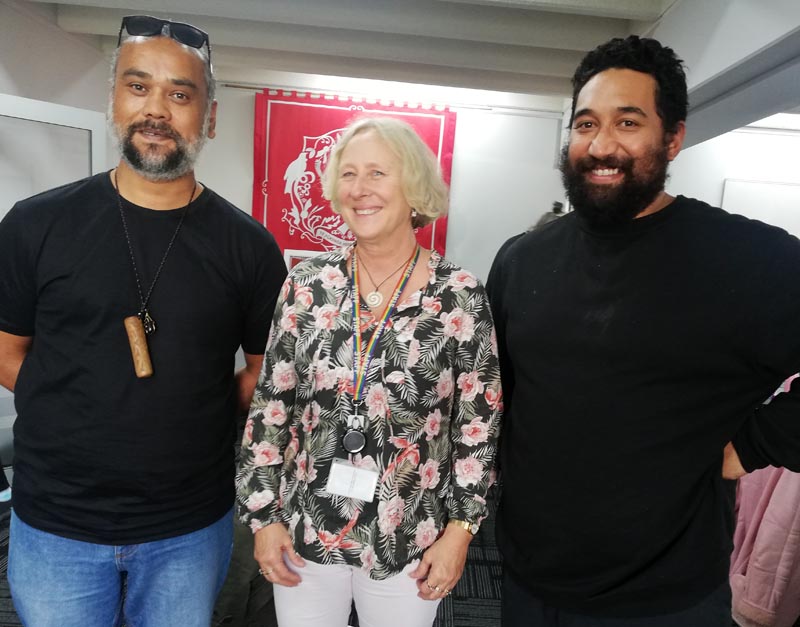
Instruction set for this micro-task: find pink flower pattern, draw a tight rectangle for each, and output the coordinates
[421,295,442,315]
[279,304,298,337]
[365,384,390,419]
[246,489,275,512]
[447,270,478,291]
[251,441,282,467]
[414,517,440,549]
[454,456,484,488]
[418,459,441,490]
[312,304,339,331]
[318,265,348,289]
[262,400,288,426]
[243,417,254,445]
[360,545,376,573]
[378,495,405,536]
[457,370,485,402]
[237,246,501,581]
[271,360,297,392]
[439,308,475,343]
[460,417,490,446]
[435,369,454,400]
[485,386,503,411]
[423,409,443,441]
[294,285,313,308]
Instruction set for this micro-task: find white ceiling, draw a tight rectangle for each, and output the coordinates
[28,0,679,97]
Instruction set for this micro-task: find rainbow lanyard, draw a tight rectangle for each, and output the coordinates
[350,246,421,409]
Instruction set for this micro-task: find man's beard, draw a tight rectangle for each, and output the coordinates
[559,141,669,228]
[109,112,208,183]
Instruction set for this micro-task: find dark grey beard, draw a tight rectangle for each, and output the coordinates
[111,120,205,182]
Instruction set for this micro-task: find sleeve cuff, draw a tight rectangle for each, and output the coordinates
[731,428,769,473]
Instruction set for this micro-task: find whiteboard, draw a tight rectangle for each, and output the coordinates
[721,179,800,238]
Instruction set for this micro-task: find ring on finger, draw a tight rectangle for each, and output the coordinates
[259,567,274,577]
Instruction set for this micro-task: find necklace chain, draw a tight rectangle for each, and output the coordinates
[357,246,418,309]
[115,171,195,334]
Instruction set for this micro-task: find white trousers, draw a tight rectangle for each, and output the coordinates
[273,559,441,627]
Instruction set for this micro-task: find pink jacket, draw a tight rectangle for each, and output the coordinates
[730,465,800,627]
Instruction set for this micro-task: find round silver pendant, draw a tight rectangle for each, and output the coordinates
[365,291,384,308]
[342,429,367,454]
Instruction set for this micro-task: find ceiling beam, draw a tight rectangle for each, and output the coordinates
[46,0,627,50]
[433,0,673,21]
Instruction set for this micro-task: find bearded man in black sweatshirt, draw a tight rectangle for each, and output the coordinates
[487,35,800,627]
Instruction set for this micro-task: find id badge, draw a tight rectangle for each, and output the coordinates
[325,458,378,502]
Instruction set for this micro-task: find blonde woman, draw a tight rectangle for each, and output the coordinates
[237,117,501,627]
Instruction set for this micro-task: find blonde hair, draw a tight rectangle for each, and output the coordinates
[321,117,449,228]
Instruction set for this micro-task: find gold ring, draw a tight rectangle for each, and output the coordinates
[259,567,273,576]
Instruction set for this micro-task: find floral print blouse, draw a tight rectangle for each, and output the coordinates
[236,245,502,580]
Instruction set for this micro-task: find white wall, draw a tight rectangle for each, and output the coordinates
[0,1,108,112]
[194,86,255,215]
[649,0,800,147]
[447,110,565,281]
[668,128,800,209]
[652,0,800,91]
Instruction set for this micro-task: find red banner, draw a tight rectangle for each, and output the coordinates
[252,92,457,264]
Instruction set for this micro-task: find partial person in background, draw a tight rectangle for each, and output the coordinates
[0,465,10,517]
[488,35,800,627]
[0,15,285,627]
[730,375,800,627]
[236,117,502,627]
[533,200,564,228]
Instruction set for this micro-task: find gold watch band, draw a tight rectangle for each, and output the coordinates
[448,519,479,535]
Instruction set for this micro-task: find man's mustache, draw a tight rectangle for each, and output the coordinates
[574,155,632,173]
[125,121,180,141]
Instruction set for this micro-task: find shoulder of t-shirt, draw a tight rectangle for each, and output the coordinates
[199,187,272,234]
[198,186,283,255]
[673,194,800,249]
[495,212,574,263]
[10,172,110,217]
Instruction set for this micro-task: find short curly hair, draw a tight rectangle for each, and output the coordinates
[321,117,449,228]
[569,36,688,135]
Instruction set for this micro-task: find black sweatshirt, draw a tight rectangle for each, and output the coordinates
[486,196,800,617]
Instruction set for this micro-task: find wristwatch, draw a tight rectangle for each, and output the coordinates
[449,519,480,535]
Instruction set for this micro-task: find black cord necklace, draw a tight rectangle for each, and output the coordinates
[114,171,195,335]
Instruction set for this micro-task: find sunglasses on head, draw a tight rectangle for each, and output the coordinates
[118,15,212,65]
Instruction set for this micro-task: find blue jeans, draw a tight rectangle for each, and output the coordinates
[8,509,234,627]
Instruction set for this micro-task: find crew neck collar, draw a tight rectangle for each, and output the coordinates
[102,169,208,214]
[576,195,685,238]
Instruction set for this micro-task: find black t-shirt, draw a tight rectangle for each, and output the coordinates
[0,172,287,544]
[487,196,800,616]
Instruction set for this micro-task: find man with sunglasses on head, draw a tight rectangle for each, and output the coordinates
[0,16,286,626]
